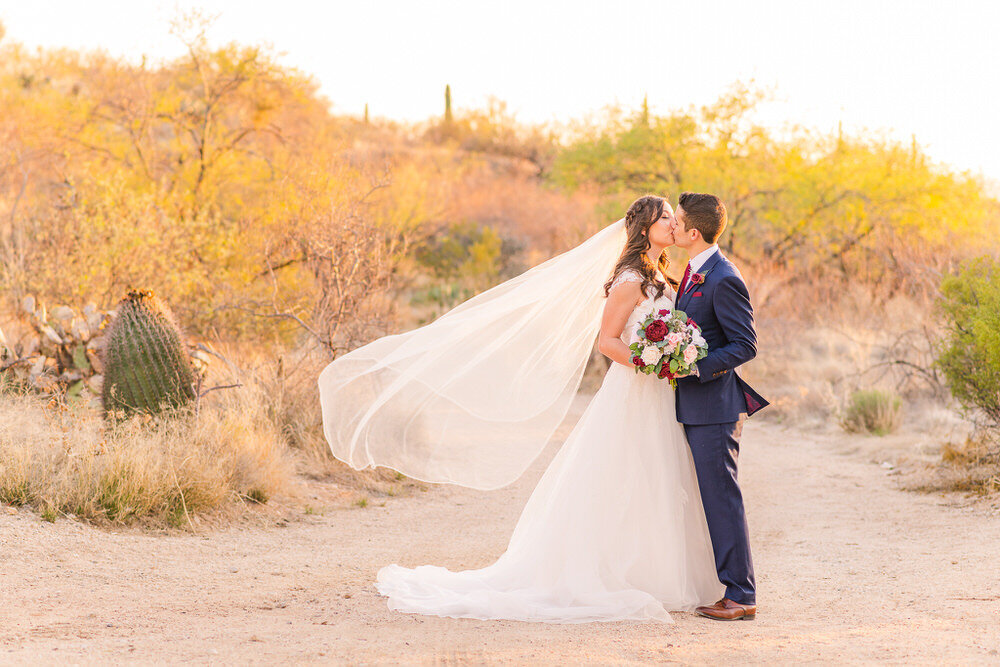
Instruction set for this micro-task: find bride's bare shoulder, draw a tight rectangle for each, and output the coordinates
[608,268,643,292]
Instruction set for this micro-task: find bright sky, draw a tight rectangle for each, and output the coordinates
[3,1,999,182]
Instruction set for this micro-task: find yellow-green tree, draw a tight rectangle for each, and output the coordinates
[550,84,998,299]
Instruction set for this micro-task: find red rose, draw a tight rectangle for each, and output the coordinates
[632,355,643,366]
[691,272,705,285]
[645,319,668,342]
[657,366,671,379]
[658,309,669,316]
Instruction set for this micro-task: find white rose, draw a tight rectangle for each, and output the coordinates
[692,331,706,348]
[627,323,642,345]
[640,345,663,367]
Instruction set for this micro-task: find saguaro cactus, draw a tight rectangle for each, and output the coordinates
[101,289,197,421]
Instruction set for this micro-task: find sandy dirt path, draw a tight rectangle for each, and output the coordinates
[3,396,1000,664]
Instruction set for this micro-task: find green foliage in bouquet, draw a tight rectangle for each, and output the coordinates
[935,256,1000,426]
[101,289,197,422]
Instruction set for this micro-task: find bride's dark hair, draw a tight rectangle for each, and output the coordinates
[603,195,677,299]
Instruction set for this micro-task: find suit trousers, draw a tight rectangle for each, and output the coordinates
[683,419,756,605]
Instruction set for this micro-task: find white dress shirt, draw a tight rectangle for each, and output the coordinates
[687,244,719,274]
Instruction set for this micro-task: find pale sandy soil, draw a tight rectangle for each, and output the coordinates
[2,395,1000,665]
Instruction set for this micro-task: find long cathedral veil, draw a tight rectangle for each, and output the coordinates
[318,218,627,490]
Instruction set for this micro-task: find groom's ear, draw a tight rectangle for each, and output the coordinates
[682,221,701,242]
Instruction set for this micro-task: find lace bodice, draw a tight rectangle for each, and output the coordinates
[609,269,675,344]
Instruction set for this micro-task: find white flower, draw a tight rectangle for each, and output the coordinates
[640,345,663,367]
[692,330,706,348]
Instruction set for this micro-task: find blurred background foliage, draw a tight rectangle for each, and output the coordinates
[3,18,1000,520]
[2,21,999,415]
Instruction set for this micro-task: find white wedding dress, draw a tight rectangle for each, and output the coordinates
[374,270,724,623]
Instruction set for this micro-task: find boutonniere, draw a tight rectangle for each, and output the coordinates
[690,272,705,286]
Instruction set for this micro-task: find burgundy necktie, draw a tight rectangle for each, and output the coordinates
[678,262,692,297]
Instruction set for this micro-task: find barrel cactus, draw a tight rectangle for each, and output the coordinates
[101,289,197,421]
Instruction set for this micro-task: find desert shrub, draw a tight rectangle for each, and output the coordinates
[415,222,523,284]
[941,431,1000,467]
[935,256,1000,428]
[910,431,1000,496]
[841,389,902,436]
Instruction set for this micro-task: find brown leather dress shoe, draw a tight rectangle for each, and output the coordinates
[695,598,756,621]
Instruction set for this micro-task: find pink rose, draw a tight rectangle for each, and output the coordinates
[683,345,698,364]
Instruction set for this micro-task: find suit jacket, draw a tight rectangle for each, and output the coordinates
[674,249,768,425]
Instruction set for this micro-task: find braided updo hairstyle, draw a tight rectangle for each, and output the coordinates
[603,195,677,299]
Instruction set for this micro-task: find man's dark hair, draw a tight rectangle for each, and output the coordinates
[678,192,727,244]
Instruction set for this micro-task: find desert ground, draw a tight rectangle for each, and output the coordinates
[2,394,999,665]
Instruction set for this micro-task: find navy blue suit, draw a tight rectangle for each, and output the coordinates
[674,249,768,605]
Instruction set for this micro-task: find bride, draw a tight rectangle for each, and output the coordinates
[319,195,724,623]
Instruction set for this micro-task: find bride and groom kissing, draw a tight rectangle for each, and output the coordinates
[319,191,768,624]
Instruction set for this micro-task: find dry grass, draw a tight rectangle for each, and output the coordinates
[0,324,427,529]
[906,432,1000,496]
[0,389,294,527]
[181,339,426,497]
[203,341,363,471]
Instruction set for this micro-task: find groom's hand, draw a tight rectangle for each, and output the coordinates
[671,365,699,380]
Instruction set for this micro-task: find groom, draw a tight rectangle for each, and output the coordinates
[670,192,768,621]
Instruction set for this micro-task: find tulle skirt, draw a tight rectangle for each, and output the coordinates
[375,362,724,623]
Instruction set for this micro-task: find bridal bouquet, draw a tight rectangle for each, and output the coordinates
[628,308,708,386]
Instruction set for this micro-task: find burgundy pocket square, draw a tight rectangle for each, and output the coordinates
[692,292,703,297]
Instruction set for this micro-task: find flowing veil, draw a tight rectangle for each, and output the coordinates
[318,219,627,490]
